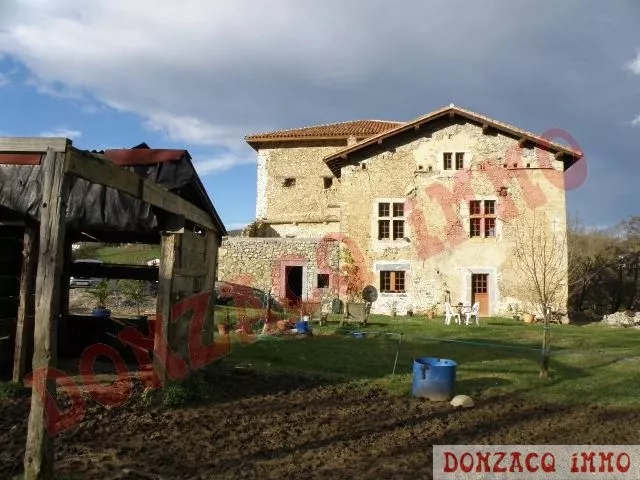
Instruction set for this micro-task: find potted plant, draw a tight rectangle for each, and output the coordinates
[89,280,112,318]
[406,305,414,317]
[427,303,438,319]
[389,301,398,317]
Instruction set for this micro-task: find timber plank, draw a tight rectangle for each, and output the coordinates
[23,150,70,480]
[66,149,215,230]
[0,137,69,153]
[12,224,38,382]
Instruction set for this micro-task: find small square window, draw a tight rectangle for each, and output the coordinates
[470,218,482,237]
[283,178,296,187]
[485,218,496,237]
[455,152,464,170]
[393,202,404,217]
[317,274,330,288]
[378,203,390,217]
[393,220,404,240]
[484,200,495,215]
[470,200,482,215]
[378,220,390,239]
[443,152,452,170]
[323,177,333,189]
[380,271,405,293]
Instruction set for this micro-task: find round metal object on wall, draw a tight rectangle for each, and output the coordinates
[362,285,378,303]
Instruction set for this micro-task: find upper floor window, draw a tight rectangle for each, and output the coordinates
[378,201,405,240]
[323,177,333,189]
[443,152,465,170]
[469,200,496,238]
[380,270,405,293]
[283,177,296,187]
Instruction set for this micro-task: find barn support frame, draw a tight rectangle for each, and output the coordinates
[0,137,221,480]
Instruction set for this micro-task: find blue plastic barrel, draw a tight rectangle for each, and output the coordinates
[412,357,457,401]
[296,320,310,333]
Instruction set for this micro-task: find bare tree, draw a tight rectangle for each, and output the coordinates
[503,209,570,377]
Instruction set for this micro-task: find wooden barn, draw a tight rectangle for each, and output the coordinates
[0,137,226,478]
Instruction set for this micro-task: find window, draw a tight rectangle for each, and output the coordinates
[469,200,497,238]
[377,201,405,240]
[283,178,296,187]
[444,152,465,170]
[317,274,329,288]
[380,271,405,293]
[443,152,452,170]
[323,177,333,189]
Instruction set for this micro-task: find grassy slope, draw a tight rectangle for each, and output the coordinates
[223,314,640,408]
[80,244,161,265]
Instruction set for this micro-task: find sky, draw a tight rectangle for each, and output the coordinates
[0,0,638,231]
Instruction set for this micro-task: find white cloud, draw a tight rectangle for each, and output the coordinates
[626,51,640,75]
[0,73,10,87]
[39,128,82,139]
[193,152,255,176]
[632,114,640,126]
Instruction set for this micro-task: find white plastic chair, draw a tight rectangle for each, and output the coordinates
[444,302,461,325]
[465,302,480,326]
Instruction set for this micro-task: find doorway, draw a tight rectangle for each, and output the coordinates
[471,273,489,316]
[285,266,303,306]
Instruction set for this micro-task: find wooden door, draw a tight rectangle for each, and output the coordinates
[471,274,489,316]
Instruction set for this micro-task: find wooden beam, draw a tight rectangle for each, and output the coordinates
[414,124,420,131]
[518,137,527,147]
[155,229,179,387]
[481,123,490,133]
[448,111,455,119]
[377,139,383,145]
[0,137,69,153]
[12,224,38,383]
[554,152,565,161]
[23,149,70,480]
[66,149,215,231]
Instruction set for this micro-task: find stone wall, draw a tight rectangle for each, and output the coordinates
[337,117,569,316]
[255,140,344,229]
[218,237,340,303]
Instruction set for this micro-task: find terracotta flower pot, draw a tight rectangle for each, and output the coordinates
[523,313,534,324]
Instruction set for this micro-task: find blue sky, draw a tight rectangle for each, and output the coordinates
[1,0,639,231]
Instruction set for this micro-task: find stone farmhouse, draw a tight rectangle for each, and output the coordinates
[218,104,583,317]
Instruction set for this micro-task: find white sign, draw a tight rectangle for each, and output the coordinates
[433,445,638,480]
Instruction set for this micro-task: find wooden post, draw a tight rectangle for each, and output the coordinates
[23,149,70,480]
[155,228,180,387]
[12,223,38,383]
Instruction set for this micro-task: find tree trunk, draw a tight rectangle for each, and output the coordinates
[539,307,551,378]
[626,256,638,310]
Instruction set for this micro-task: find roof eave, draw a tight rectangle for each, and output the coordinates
[323,108,583,176]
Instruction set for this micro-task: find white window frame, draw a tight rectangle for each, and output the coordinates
[373,198,410,248]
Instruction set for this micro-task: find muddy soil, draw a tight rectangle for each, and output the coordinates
[1,366,639,480]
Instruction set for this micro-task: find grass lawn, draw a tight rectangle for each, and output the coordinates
[85,244,161,265]
[222,313,640,408]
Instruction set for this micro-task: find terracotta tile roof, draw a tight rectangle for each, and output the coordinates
[324,104,584,176]
[245,119,404,144]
